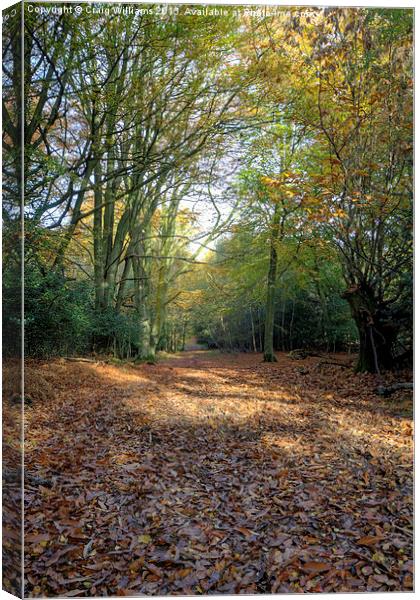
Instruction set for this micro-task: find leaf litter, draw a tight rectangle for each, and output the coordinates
[8,351,413,595]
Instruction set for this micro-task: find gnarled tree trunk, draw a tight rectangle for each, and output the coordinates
[342,284,397,373]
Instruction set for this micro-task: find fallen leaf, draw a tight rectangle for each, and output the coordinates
[357,535,384,547]
[137,534,152,544]
[302,561,331,573]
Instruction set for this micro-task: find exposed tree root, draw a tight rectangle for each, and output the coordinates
[375,382,413,397]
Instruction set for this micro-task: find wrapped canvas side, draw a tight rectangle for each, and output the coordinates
[2,2,24,598]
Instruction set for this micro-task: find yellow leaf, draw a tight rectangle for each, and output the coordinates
[138,534,152,544]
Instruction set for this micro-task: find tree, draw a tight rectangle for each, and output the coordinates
[233,123,307,361]
[247,7,413,371]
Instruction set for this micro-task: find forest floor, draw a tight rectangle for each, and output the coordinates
[5,351,413,595]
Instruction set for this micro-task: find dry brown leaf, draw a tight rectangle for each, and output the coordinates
[302,561,332,573]
[357,535,384,547]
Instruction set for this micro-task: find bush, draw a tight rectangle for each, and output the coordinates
[24,267,94,357]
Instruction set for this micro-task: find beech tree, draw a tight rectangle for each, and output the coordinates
[247,7,413,371]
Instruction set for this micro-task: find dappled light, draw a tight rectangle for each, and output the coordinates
[13,350,412,596]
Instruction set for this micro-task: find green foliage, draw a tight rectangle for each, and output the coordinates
[24,268,93,358]
[192,272,357,354]
[90,308,140,359]
[22,266,145,360]
[191,226,358,354]
[2,262,22,358]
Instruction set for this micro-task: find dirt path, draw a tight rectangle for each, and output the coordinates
[18,351,412,595]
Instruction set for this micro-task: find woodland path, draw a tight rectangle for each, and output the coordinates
[21,351,413,595]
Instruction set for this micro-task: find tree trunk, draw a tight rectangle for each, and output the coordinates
[250,307,257,353]
[258,308,263,352]
[263,206,281,362]
[289,298,295,351]
[181,320,187,351]
[343,284,397,373]
[93,158,104,311]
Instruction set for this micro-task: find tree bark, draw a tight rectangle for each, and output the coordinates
[343,284,397,373]
[250,307,257,353]
[263,205,281,362]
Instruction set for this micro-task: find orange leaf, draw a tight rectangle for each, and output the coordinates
[357,535,383,547]
[302,561,331,573]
